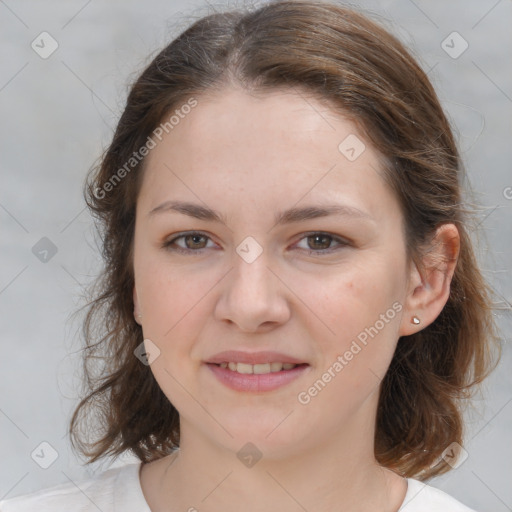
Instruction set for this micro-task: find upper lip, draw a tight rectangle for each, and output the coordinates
[206,350,308,365]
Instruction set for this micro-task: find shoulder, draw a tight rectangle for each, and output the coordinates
[0,462,149,512]
[399,478,477,512]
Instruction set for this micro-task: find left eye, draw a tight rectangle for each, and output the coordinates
[294,232,348,254]
[162,231,348,255]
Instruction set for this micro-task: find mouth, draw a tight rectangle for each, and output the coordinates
[204,361,310,392]
[208,361,309,374]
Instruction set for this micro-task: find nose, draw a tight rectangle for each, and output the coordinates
[214,249,291,333]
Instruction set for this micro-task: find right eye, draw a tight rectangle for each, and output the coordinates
[161,231,216,254]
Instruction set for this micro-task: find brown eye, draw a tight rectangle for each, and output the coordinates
[295,232,349,255]
[183,234,208,249]
[162,231,214,253]
[307,234,333,250]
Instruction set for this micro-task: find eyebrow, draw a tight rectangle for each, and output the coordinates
[147,200,373,226]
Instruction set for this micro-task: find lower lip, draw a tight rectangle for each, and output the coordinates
[205,363,310,392]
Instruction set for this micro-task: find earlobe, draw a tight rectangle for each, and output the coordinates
[399,223,460,337]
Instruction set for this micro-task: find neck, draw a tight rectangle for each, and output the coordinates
[144,392,407,512]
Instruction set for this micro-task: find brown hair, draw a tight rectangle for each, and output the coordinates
[70,0,500,479]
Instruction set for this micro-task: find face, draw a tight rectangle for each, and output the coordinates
[132,87,412,458]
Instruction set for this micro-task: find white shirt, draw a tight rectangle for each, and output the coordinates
[0,461,477,511]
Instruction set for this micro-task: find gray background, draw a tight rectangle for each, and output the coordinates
[1,0,511,510]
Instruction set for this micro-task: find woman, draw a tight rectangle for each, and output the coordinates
[1,1,499,510]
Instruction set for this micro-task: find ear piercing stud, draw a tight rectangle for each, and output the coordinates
[412,316,420,325]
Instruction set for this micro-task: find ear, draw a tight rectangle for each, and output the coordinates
[399,223,460,336]
[133,286,142,325]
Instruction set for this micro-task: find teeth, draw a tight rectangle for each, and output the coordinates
[235,362,253,374]
[219,362,299,374]
[253,363,271,374]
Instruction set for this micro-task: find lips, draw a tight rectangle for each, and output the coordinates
[206,361,310,392]
[204,350,310,392]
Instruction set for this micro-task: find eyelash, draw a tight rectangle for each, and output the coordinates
[161,231,350,256]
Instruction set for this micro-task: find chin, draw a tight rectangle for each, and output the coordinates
[216,413,312,454]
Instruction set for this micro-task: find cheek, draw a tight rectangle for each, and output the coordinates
[296,271,403,421]
[305,259,403,336]
[300,257,405,385]
[137,267,209,409]
[136,259,210,334]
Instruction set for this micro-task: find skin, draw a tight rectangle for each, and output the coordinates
[132,86,460,512]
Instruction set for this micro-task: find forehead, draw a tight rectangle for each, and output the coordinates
[138,87,399,226]
[167,87,351,154]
